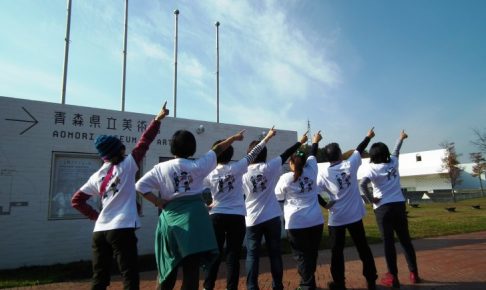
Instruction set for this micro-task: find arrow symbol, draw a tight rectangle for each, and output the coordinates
[5,107,39,135]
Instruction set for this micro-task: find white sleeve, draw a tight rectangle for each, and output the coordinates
[79,176,99,196]
[316,170,328,193]
[306,156,318,175]
[349,150,362,172]
[135,167,160,194]
[195,151,217,176]
[233,159,249,176]
[268,156,283,174]
[274,175,286,201]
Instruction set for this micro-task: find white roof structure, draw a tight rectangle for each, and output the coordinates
[317,149,448,179]
[359,149,448,178]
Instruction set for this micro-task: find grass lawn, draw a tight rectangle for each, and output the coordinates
[1,197,486,289]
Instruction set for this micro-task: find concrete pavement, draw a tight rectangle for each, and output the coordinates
[8,231,486,290]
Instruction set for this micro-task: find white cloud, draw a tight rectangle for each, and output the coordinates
[191,0,341,108]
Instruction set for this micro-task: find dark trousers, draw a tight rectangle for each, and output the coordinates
[246,216,284,290]
[203,213,246,290]
[328,219,377,286]
[287,224,324,290]
[375,202,418,275]
[91,228,139,290]
[157,254,201,290]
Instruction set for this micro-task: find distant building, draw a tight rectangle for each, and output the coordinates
[317,149,485,200]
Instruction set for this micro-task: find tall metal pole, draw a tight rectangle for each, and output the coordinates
[173,10,179,118]
[61,0,72,104]
[215,21,220,123]
[121,0,128,111]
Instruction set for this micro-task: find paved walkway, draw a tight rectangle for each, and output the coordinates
[9,231,486,290]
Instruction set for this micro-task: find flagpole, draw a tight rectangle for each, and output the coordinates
[61,0,72,104]
[215,21,220,123]
[173,9,179,118]
[121,0,128,111]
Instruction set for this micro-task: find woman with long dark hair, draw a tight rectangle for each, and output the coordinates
[275,131,326,290]
[360,130,420,288]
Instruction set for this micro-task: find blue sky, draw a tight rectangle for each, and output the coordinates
[1,0,485,162]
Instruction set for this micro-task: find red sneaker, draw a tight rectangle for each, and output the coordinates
[380,272,400,288]
[409,271,421,284]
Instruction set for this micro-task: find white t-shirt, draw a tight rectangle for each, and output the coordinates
[360,156,405,209]
[275,156,324,229]
[80,154,140,232]
[316,151,366,227]
[242,157,283,227]
[203,159,248,216]
[136,151,217,200]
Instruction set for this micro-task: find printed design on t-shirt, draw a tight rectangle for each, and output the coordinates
[103,176,121,199]
[335,172,351,190]
[250,174,268,193]
[217,174,236,193]
[386,167,398,180]
[298,176,314,193]
[173,171,193,192]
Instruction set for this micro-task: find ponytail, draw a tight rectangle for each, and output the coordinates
[291,150,306,182]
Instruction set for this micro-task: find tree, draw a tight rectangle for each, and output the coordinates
[472,128,486,154]
[470,152,486,197]
[439,141,463,202]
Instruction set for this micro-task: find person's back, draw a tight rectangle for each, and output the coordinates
[243,157,283,226]
[149,152,217,201]
[318,150,365,227]
[276,153,322,229]
[136,129,245,290]
[71,103,169,290]
[365,155,404,207]
[316,128,378,290]
[205,162,247,214]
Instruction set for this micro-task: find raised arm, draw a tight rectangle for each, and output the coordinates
[391,130,408,157]
[311,131,322,157]
[356,127,375,154]
[132,102,170,165]
[280,131,308,165]
[212,130,245,156]
[245,127,276,164]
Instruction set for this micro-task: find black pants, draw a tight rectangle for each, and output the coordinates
[375,202,418,275]
[287,224,323,290]
[203,214,246,290]
[158,254,201,290]
[328,219,377,286]
[91,228,139,290]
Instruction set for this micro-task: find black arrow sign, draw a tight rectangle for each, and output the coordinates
[5,107,39,135]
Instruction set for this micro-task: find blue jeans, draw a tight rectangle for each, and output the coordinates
[245,216,283,290]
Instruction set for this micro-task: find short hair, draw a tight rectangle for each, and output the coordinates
[213,139,234,164]
[248,140,267,163]
[369,142,391,164]
[323,142,342,163]
[170,130,196,158]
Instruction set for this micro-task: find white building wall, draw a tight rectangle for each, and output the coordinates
[0,97,297,269]
[400,175,452,191]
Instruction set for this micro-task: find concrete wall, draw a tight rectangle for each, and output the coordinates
[0,96,297,269]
